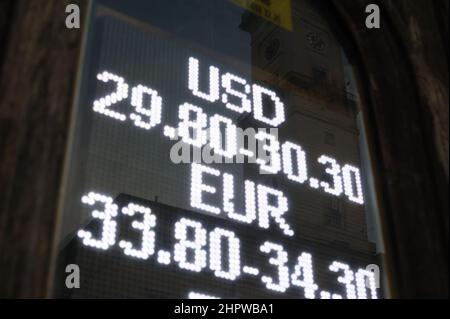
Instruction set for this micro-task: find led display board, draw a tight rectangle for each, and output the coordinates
[54,5,380,299]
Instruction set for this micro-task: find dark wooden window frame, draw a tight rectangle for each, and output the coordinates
[0,0,447,298]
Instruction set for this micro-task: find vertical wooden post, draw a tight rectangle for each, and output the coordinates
[331,0,448,298]
[0,0,87,298]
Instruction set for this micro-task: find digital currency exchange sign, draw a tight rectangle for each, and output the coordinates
[55,13,379,299]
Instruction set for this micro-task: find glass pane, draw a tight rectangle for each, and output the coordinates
[53,0,385,299]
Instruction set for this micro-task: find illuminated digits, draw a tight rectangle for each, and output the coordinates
[256,130,281,174]
[291,253,319,299]
[282,141,308,184]
[130,85,162,130]
[178,103,208,147]
[257,184,294,237]
[252,84,285,127]
[119,203,156,260]
[174,218,207,272]
[355,269,378,299]
[329,261,357,299]
[342,164,365,205]
[210,114,237,158]
[191,163,221,214]
[209,228,241,281]
[318,155,343,196]
[223,174,257,224]
[259,242,290,293]
[188,57,220,102]
[93,71,129,121]
[221,73,252,113]
[78,192,118,250]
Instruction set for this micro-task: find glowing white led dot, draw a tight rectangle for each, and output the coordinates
[320,291,331,299]
[309,178,320,189]
[93,71,128,121]
[209,114,237,158]
[157,250,171,265]
[223,173,256,224]
[355,268,378,299]
[188,292,221,299]
[320,291,343,299]
[188,57,220,102]
[342,164,365,205]
[329,261,357,299]
[257,184,294,237]
[129,85,162,130]
[209,228,241,281]
[118,203,156,260]
[178,103,208,147]
[282,141,308,184]
[173,218,207,272]
[252,84,285,127]
[163,125,177,140]
[259,242,290,293]
[77,192,117,250]
[291,252,318,299]
[221,73,252,113]
[239,148,254,158]
[242,266,260,276]
[256,130,281,174]
[318,155,343,197]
